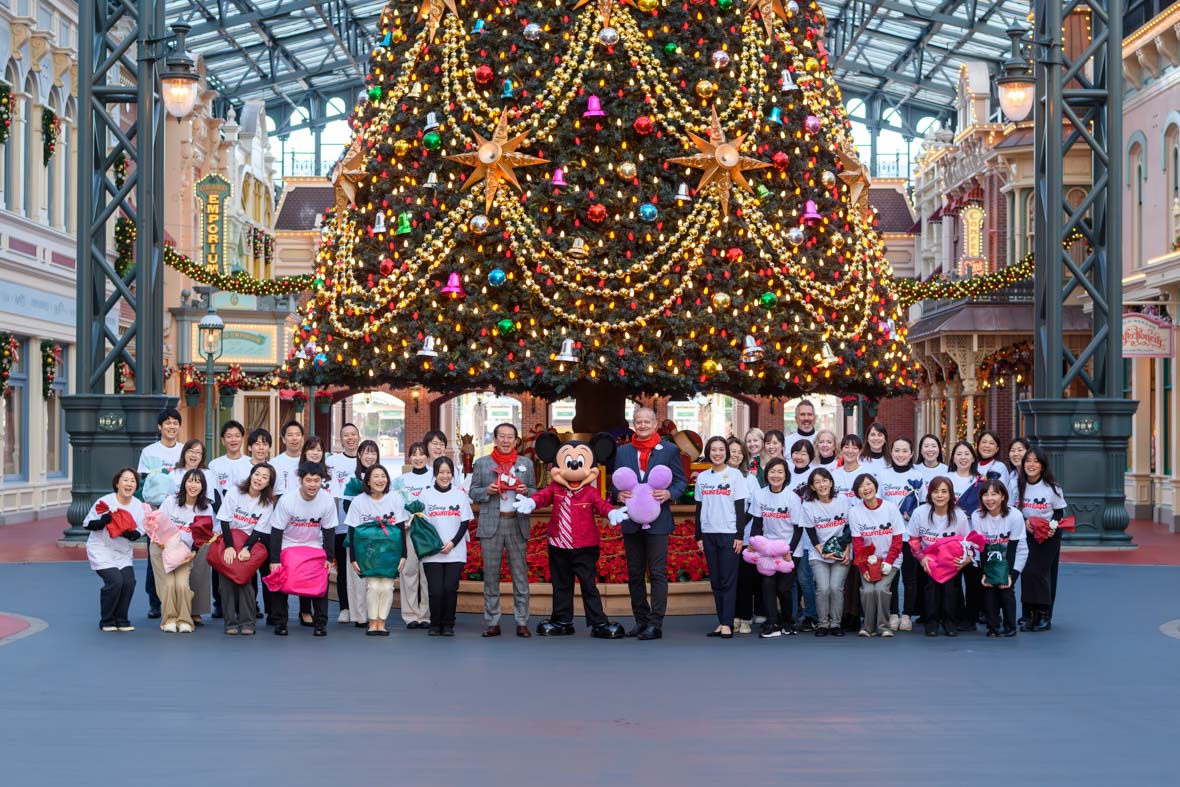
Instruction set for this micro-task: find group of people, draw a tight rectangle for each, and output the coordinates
[83,401,1068,642]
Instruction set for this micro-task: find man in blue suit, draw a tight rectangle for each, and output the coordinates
[610,407,687,640]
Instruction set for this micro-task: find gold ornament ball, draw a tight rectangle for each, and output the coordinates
[821,170,837,188]
[637,0,660,10]
[695,79,716,98]
[390,29,407,44]
[830,232,846,249]
[394,139,411,157]
[805,57,820,73]
[618,161,638,179]
[710,291,732,310]
[702,358,720,375]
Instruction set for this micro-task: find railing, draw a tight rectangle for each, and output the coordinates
[918,279,1035,319]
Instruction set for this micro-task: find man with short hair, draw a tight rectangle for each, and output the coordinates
[785,399,818,446]
[268,461,337,636]
[247,428,272,465]
[139,407,184,619]
[469,423,537,637]
[271,420,305,495]
[611,407,688,640]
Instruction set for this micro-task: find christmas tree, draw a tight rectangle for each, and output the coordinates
[294,0,912,426]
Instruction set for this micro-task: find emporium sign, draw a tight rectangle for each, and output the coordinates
[195,174,232,273]
[1122,312,1174,358]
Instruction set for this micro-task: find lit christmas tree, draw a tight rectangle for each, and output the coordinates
[294,0,912,427]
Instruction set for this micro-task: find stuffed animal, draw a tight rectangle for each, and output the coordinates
[611,465,673,529]
[460,434,476,475]
[513,432,627,639]
[742,535,796,577]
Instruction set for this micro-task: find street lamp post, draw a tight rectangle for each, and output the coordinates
[198,296,224,454]
[62,6,200,540]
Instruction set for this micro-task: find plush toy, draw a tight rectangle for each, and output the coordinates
[611,465,673,529]
[460,434,476,475]
[742,535,796,577]
[513,432,627,639]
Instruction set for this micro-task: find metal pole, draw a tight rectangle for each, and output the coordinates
[204,351,215,454]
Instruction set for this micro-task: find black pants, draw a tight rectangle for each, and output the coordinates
[97,567,136,627]
[961,563,983,625]
[900,542,921,616]
[423,562,463,629]
[273,591,328,626]
[334,533,349,611]
[888,570,901,616]
[1022,530,1061,613]
[622,531,669,628]
[735,557,766,620]
[144,557,160,611]
[701,533,740,626]
[211,571,223,615]
[982,582,1017,632]
[923,574,962,629]
[258,562,279,625]
[761,572,795,630]
[549,545,607,627]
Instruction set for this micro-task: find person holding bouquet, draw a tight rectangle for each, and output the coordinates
[847,474,904,638]
[84,468,146,632]
[800,468,851,637]
[1015,449,1070,632]
[876,437,923,632]
[907,477,969,637]
[971,480,1027,637]
[345,465,408,637]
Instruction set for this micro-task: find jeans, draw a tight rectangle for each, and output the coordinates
[811,559,849,628]
[792,549,817,620]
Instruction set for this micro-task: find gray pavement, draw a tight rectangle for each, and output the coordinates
[0,560,1177,786]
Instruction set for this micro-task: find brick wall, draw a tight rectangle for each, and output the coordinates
[872,395,917,441]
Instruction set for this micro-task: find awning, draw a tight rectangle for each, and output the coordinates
[906,303,1090,342]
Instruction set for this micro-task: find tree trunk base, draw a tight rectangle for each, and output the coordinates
[570,381,629,434]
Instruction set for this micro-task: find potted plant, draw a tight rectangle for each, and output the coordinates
[219,382,238,409]
[315,390,333,414]
[291,390,308,414]
[183,381,202,408]
[841,394,859,418]
[865,399,879,419]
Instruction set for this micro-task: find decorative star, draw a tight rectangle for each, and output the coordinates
[835,137,872,217]
[747,0,788,39]
[331,137,366,212]
[572,0,636,27]
[666,108,770,216]
[417,0,459,44]
[447,110,549,213]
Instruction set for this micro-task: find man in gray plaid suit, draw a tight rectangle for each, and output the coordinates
[468,423,537,637]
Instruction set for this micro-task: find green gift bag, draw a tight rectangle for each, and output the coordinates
[984,543,1010,585]
[821,526,851,557]
[350,520,404,578]
[408,513,444,559]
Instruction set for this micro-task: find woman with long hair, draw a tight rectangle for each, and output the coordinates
[694,436,749,638]
[860,423,889,470]
[728,438,764,634]
[215,463,277,635]
[906,476,968,637]
[1015,449,1068,632]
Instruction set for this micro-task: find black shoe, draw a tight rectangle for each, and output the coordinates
[377,629,391,637]
[537,620,575,636]
[759,624,781,638]
[590,622,626,639]
[814,627,828,638]
[986,629,1000,638]
[799,618,816,633]
[1000,627,1018,638]
[626,623,645,638]
[442,626,455,637]
[830,626,844,637]
[427,627,443,637]
[274,624,288,636]
[313,624,326,637]
[1032,616,1052,632]
[256,612,263,619]
[637,624,662,640]
[925,625,939,637]
[300,615,314,628]
[956,621,976,632]
[366,629,382,637]
[941,623,958,637]
[147,608,162,620]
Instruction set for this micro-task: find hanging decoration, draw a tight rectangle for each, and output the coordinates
[0,333,17,394]
[0,85,11,145]
[978,342,1033,389]
[41,108,59,165]
[41,340,62,398]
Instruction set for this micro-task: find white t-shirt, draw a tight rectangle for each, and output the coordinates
[905,505,970,550]
[208,455,252,499]
[418,486,474,565]
[694,467,749,534]
[749,486,804,556]
[832,464,875,505]
[326,453,358,499]
[976,458,1012,489]
[83,494,146,571]
[270,490,338,552]
[1014,479,1067,520]
[971,508,1029,574]
[949,472,982,510]
[270,453,304,496]
[138,441,182,475]
[848,499,905,568]
[158,495,214,548]
[737,471,761,542]
[916,463,950,495]
[785,429,817,446]
[801,497,849,564]
[860,455,889,472]
[344,493,407,528]
[217,487,276,535]
[876,466,925,515]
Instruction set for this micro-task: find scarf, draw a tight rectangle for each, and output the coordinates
[492,448,519,471]
[631,432,662,473]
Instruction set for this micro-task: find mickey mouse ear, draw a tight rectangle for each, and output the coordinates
[534,432,562,464]
[589,432,617,465]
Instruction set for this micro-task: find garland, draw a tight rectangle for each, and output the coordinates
[115,216,135,277]
[41,340,62,398]
[978,341,1033,389]
[0,85,11,145]
[115,360,134,394]
[0,333,17,394]
[41,108,58,165]
[177,362,289,392]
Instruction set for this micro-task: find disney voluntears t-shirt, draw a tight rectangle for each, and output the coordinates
[344,493,407,528]
[848,499,905,568]
[749,486,804,556]
[208,455,252,501]
[138,441,183,475]
[971,509,1029,574]
[916,463,951,495]
[694,467,748,534]
[270,490,338,552]
[801,497,850,564]
[1015,479,1067,520]
[326,453,359,500]
[976,457,1011,489]
[905,506,970,551]
[269,453,303,496]
[217,487,275,536]
[876,467,926,514]
[831,465,875,505]
[158,496,214,548]
[418,486,474,565]
[392,467,434,505]
[83,494,146,571]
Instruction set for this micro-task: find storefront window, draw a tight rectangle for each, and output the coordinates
[3,338,28,480]
[46,346,68,477]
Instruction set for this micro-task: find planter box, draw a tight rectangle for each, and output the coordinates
[292,401,306,414]
[183,392,200,407]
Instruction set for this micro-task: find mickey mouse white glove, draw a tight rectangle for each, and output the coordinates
[607,508,628,527]
[513,496,537,515]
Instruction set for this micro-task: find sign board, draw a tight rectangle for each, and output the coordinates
[195,174,232,274]
[189,324,279,365]
[1122,312,1174,358]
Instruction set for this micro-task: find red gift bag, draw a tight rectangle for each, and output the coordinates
[206,530,268,586]
[105,508,139,540]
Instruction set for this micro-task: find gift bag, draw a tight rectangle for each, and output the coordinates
[207,530,269,586]
[853,543,883,582]
[955,481,981,516]
[983,543,1010,585]
[160,539,193,573]
[105,508,139,540]
[821,526,851,557]
[351,521,404,579]
[408,514,443,559]
[263,546,329,597]
[190,515,216,548]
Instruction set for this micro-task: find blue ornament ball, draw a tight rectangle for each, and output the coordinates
[313,352,328,367]
[639,203,658,222]
[489,268,507,286]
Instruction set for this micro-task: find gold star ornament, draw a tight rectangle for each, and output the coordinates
[747,0,789,39]
[418,0,459,44]
[835,137,872,217]
[667,108,770,216]
[572,0,637,27]
[331,137,366,212]
[447,110,549,213]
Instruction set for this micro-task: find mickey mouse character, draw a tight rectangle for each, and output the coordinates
[514,432,629,638]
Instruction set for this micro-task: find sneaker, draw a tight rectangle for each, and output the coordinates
[759,624,781,638]
[101,625,118,632]
[116,625,135,632]
[799,618,816,633]
[881,629,894,638]
[337,610,350,624]
[888,614,900,631]
[274,624,288,636]
[899,615,913,632]
[751,615,767,625]
[147,608,162,620]
[177,622,194,634]
[830,626,845,637]
[162,621,178,633]
[857,629,871,638]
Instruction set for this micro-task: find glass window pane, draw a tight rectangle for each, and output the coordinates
[3,382,23,477]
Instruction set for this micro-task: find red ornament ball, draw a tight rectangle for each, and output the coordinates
[475,65,494,84]
[772,151,790,171]
[633,115,654,135]
[725,247,743,263]
[379,258,394,275]
[587,203,608,223]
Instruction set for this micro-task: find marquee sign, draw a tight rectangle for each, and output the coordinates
[195,174,232,273]
[1122,312,1174,358]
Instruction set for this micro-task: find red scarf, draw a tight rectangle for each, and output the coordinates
[492,448,519,471]
[631,433,661,473]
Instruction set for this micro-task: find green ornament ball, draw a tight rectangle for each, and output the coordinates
[759,291,778,309]
[717,0,734,9]
[423,131,442,151]
[496,318,516,335]
[664,42,679,55]
[367,86,382,101]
